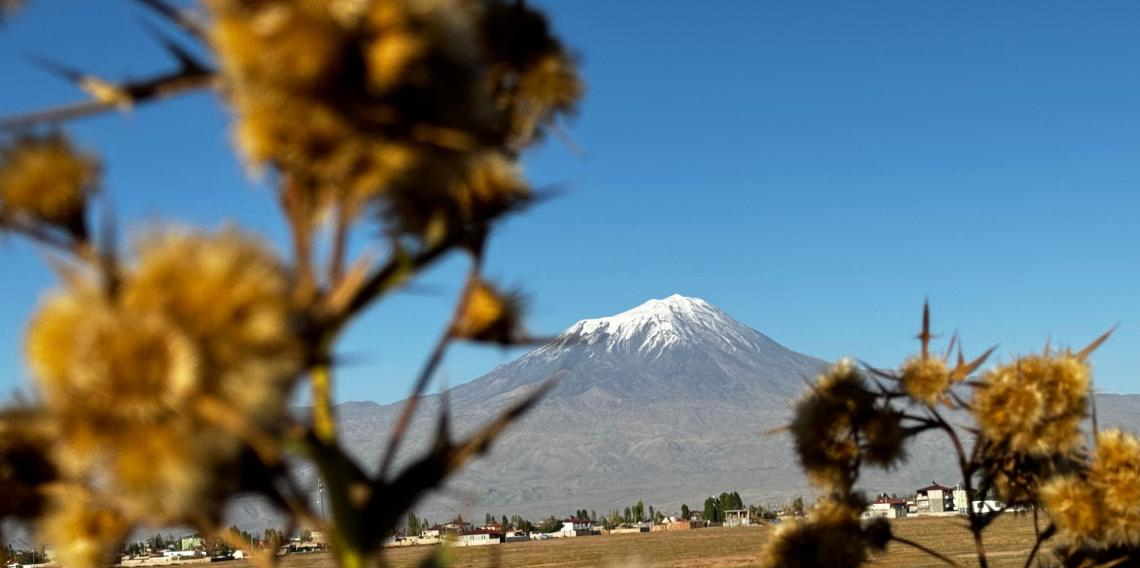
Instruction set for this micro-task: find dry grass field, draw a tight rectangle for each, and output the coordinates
[243,514,1045,568]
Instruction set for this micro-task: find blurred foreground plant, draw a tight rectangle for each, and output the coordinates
[0,2,580,568]
[765,304,1126,568]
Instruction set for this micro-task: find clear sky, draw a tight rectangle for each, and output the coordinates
[2,1,1139,404]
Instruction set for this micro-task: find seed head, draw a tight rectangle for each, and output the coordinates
[0,134,98,237]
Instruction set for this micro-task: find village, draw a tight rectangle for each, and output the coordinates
[0,480,1016,567]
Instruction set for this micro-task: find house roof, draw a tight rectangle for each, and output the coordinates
[917,482,953,492]
[873,498,907,505]
[462,529,503,536]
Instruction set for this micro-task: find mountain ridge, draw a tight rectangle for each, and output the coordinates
[227,295,1140,529]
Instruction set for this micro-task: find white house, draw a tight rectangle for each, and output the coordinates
[862,498,908,519]
[554,517,593,537]
[454,530,502,547]
[915,482,956,514]
[161,551,198,559]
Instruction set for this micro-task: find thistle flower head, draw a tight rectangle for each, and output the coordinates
[386,150,529,239]
[1089,429,1140,546]
[0,410,57,521]
[972,353,1089,455]
[452,279,527,345]
[208,0,580,241]
[38,488,128,568]
[0,133,99,236]
[759,494,881,568]
[1040,476,1103,543]
[972,367,1046,453]
[861,408,907,468]
[791,360,903,492]
[899,355,951,406]
[121,227,303,423]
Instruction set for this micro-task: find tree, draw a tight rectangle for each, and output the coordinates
[406,512,421,537]
[654,510,665,523]
[537,516,562,533]
[703,497,720,523]
[633,500,645,522]
[623,507,632,524]
[681,504,690,520]
[501,515,509,529]
[730,491,744,510]
[648,505,655,522]
[791,496,805,515]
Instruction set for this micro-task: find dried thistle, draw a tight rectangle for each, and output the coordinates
[790,360,904,494]
[899,355,951,406]
[451,279,527,345]
[759,494,887,568]
[0,133,99,238]
[38,488,129,568]
[973,353,1089,456]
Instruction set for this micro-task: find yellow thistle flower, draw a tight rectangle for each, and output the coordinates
[790,360,899,492]
[110,425,211,519]
[759,496,874,568]
[1040,476,1103,542]
[121,227,302,423]
[972,354,1089,455]
[1015,354,1090,418]
[1091,430,1140,522]
[862,408,907,467]
[452,280,526,345]
[210,0,346,89]
[899,355,951,406]
[972,368,1046,452]
[27,284,200,421]
[39,489,128,568]
[0,134,99,236]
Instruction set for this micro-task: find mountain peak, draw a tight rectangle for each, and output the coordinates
[557,294,756,356]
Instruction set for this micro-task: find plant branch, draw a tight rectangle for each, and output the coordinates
[311,361,337,445]
[1022,522,1055,568]
[0,67,215,131]
[929,406,989,568]
[377,257,484,480]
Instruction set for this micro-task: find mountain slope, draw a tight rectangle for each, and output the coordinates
[335,295,905,519]
[237,295,1140,527]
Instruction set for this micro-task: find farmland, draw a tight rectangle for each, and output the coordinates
[251,515,1044,568]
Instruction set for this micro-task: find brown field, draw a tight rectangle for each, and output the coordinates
[251,515,1043,568]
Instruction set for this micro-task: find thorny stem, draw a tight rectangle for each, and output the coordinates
[377,256,484,479]
[929,406,989,568]
[311,361,337,445]
[891,536,966,568]
[1022,520,1055,568]
[377,330,452,480]
[0,69,216,131]
[329,204,349,284]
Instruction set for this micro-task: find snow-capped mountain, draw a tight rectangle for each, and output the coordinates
[226,295,1140,528]
[324,294,834,520]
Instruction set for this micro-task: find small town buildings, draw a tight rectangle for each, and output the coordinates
[441,517,474,534]
[722,510,752,528]
[915,482,956,514]
[862,498,908,519]
[454,529,503,547]
[554,517,594,537]
[179,537,202,551]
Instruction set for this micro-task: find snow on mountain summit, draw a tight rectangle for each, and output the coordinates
[559,294,766,356]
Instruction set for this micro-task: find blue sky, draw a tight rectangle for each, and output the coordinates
[2,1,1139,404]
